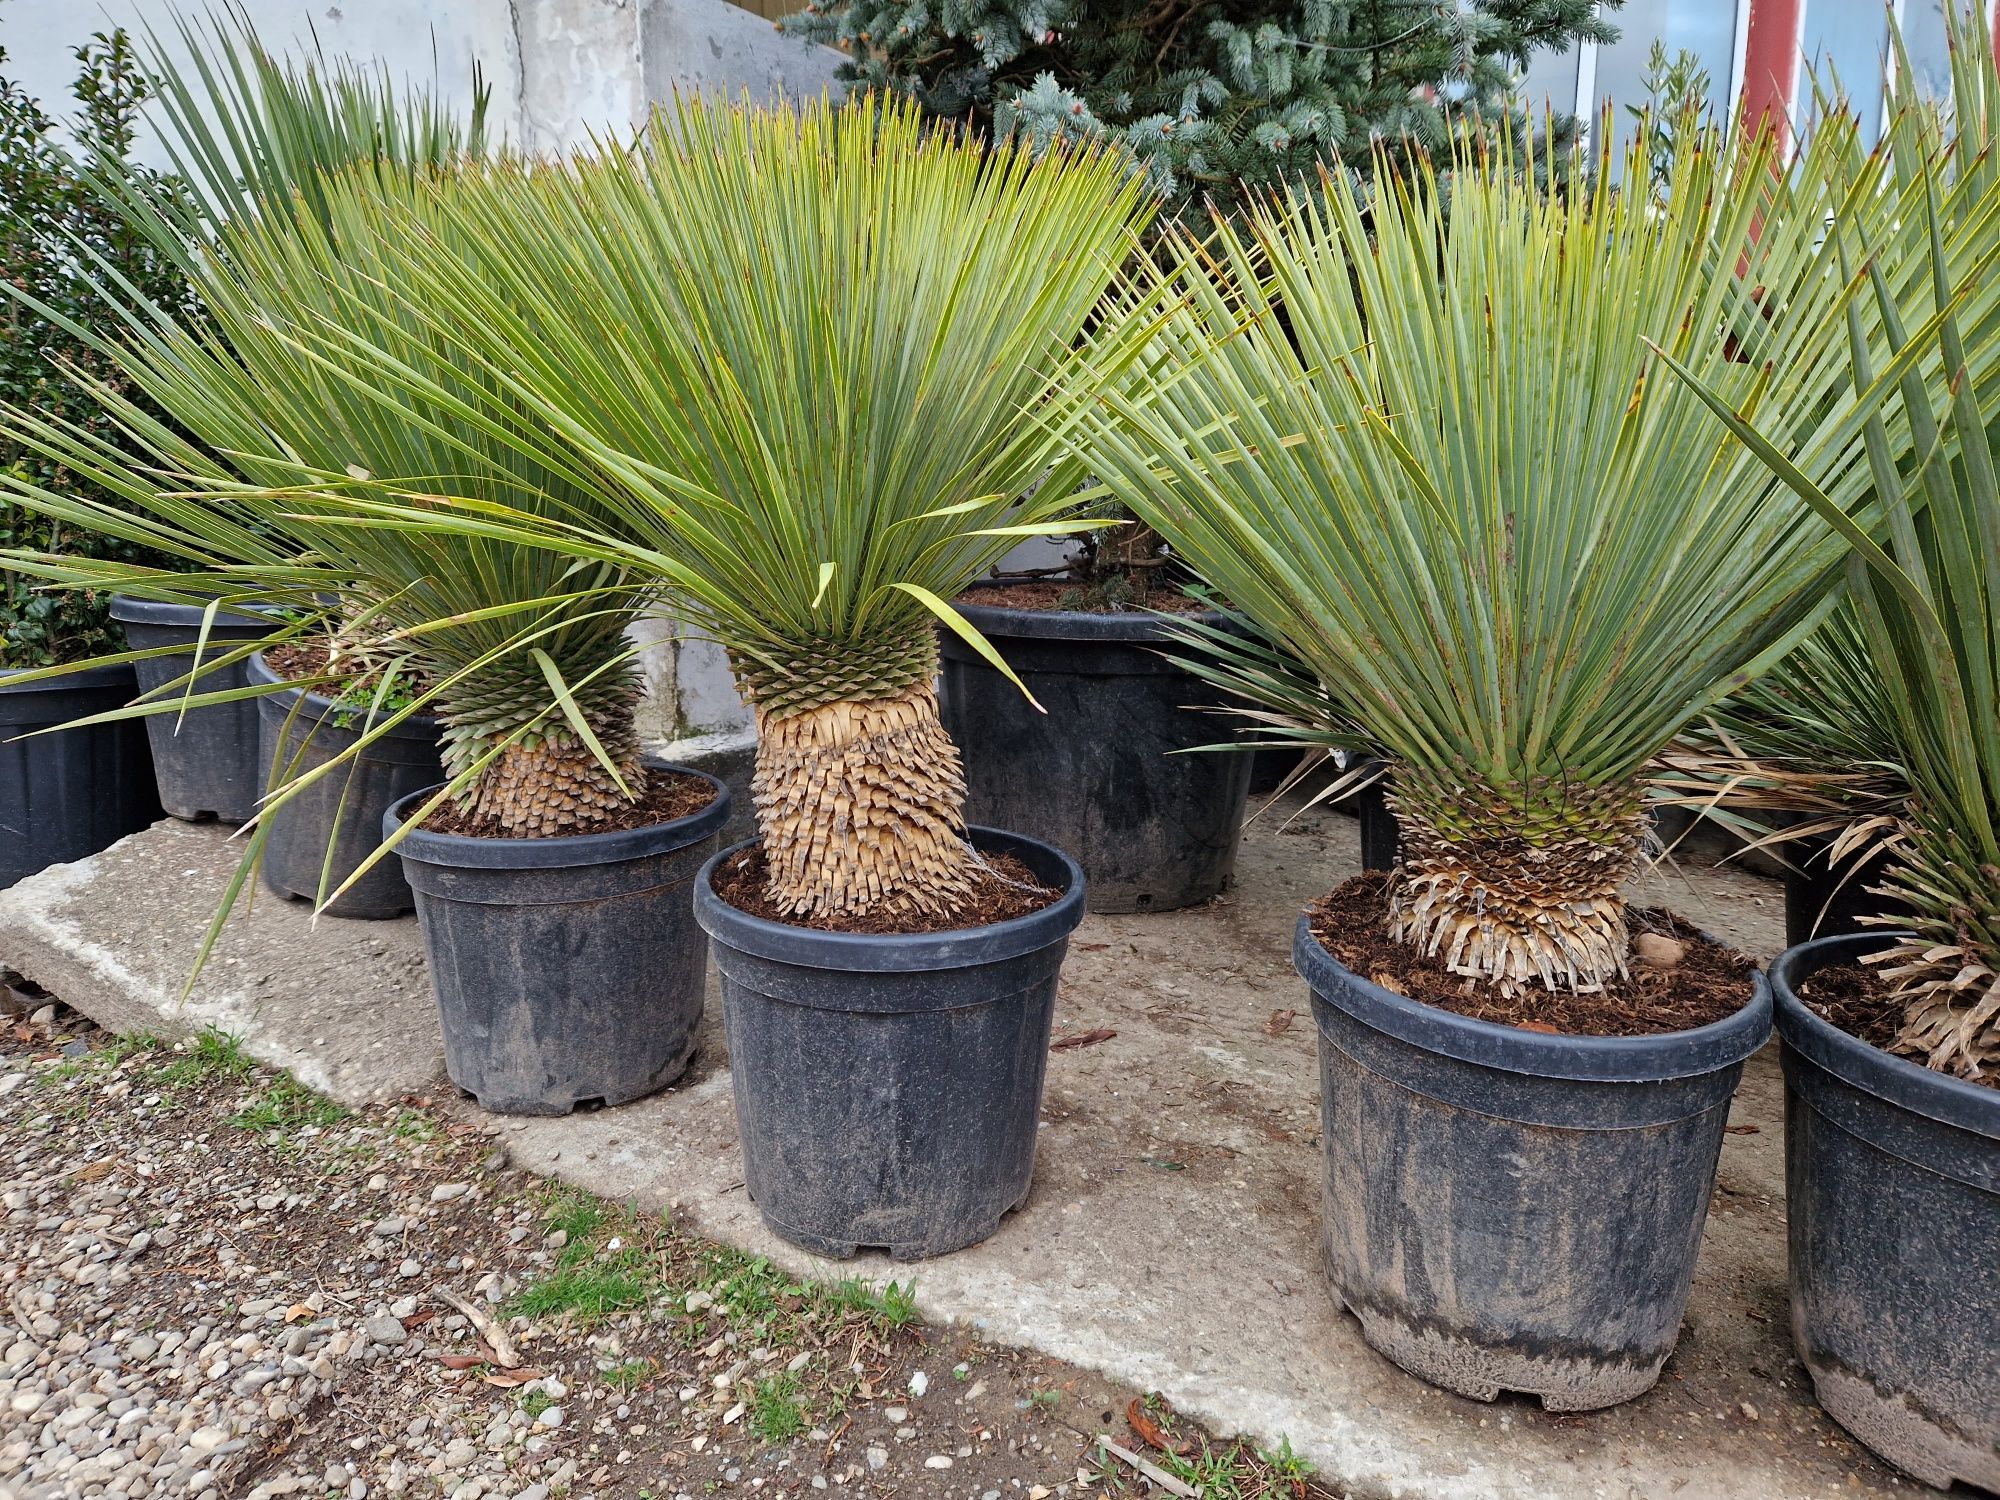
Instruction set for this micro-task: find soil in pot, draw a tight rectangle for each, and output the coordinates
[389,764,729,1117]
[1773,934,1999,1491]
[251,648,444,919]
[110,595,269,823]
[1297,872,1770,1411]
[0,663,161,888]
[696,826,1085,1260]
[940,582,1251,914]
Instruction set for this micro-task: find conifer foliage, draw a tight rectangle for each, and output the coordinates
[785,0,1615,215]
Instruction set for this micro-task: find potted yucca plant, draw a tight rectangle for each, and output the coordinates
[1657,16,2000,1486]
[100,13,492,829]
[332,96,1157,1257]
[2,153,729,1116]
[1062,111,1908,1406]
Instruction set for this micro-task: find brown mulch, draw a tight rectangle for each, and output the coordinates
[262,639,338,682]
[956,581,1214,615]
[415,770,718,839]
[712,843,1062,934]
[1306,872,1757,1037]
[1797,961,1907,1054]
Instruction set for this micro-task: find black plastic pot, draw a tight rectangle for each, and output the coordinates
[0,662,161,888]
[1249,746,1306,796]
[110,595,271,823]
[1771,933,1999,1491]
[1780,831,1910,949]
[938,598,1250,913]
[1352,773,1400,872]
[249,652,443,919]
[387,765,730,1116]
[1296,915,1771,1410]
[696,826,1086,1260]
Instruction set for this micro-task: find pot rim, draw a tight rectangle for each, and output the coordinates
[694,825,1086,974]
[1293,913,1772,1083]
[109,593,274,631]
[948,591,1227,644]
[247,650,444,736]
[0,660,137,694]
[1771,931,2000,1139]
[383,762,731,871]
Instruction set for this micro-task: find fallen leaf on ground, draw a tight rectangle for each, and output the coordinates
[284,1303,314,1323]
[401,1309,436,1329]
[1051,1028,1116,1051]
[1724,1124,1761,1135]
[439,1353,487,1370]
[68,1160,118,1183]
[1125,1398,1190,1456]
[1266,1008,1296,1035]
[480,1367,543,1387]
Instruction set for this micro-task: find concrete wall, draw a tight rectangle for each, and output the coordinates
[5,0,838,765]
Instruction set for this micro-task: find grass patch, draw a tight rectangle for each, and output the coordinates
[749,1371,807,1444]
[510,1254,654,1324]
[157,1026,254,1089]
[227,1077,349,1135]
[543,1184,612,1246]
[599,1358,653,1394]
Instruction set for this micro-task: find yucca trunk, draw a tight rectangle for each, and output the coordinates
[1878,811,2000,1080]
[1388,770,1652,995]
[438,651,647,838]
[737,632,976,921]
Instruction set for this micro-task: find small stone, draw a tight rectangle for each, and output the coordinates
[28,1004,55,1028]
[0,1074,25,1098]
[1634,933,1687,969]
[908,1371,929,1397]
[189,1425,232,1453]
[397,1258,422,1279]
[325,1465,351,1490]
[534,1406,564,1430]
[374,1216,405,1238]
[1740,1401,1760,1422]
[884,1406,909,1423]
[923,1455,952,1470]
[363,1313,408,1346]
[866,1448,888,1473]
[683,1289,714,1314]
[430,1183,469,1204]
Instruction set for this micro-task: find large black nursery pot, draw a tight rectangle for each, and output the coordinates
[387,763,731,1116]
[0,662,161,888]
[939,594,1250,913]
[111,595,269,823]
[1780,829,1910,949]
[1771,933,1999,1492]
[696,826,1086,1260]
[249,652,443,919]
[1296,917,1771,1411]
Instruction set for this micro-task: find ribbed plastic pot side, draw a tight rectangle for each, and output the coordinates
[111,595,272,823]
[695,827,1087,1261]
[1770,932,1999,1492]
[387,765,731,1117]
[0,662,162,887]
[939,595,1250,914]
[1294,910,1771,1412]
[248,652,444,919]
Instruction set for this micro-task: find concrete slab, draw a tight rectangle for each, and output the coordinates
[0,799,1906,1500]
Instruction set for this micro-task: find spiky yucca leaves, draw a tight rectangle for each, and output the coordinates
[322,97,1158,920]
[1656,14,2000,1079]
[0,153,651,843]
[1061,111,1977,1002]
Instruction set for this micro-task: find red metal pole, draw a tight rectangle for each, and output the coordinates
[1739,0,1804,148]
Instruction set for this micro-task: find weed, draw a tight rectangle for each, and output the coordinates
[1026,1388,1061,1414]
[822,1276,919,1331]
[1256,1436,1314,1481]
[749,1371,807,1443]
[157,1027,253,1088]
[388,1108,438,1144]
[227,1078,349,1136]
[519,1389,557,1419]
[599,1358,652,1394]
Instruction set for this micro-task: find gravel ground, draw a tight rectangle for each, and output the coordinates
[0,993,1328,1500]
